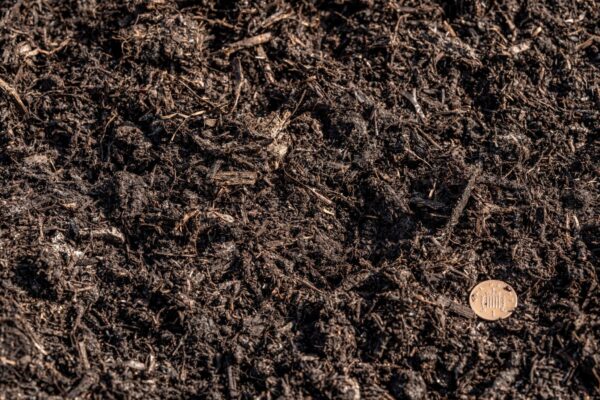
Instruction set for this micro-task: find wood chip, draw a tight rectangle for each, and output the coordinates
[82,227,126,244]
[438,295,476,319]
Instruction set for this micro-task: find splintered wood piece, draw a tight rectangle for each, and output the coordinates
[469,280,518,321]
[212,171,258,186]
[224,33,272,56]
[438,295,476,319]
[255,45,275,84]
[231,57,244,113]
[441,167,480,245]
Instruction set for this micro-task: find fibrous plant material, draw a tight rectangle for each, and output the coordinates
[0,0,598,398]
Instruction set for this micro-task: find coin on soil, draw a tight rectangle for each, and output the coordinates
[469,280,517,321]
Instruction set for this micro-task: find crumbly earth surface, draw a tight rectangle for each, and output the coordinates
[0,0,598,398]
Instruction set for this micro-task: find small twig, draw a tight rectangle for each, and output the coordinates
[289,89,307,119]
[414,294,475,319]
[230,57,244,113]
[255,45,275,84]
[283,171,334,206]
[442,20,457,38]
[405,147,432,167]
[161,110,206,120]
[437,295,476,319]
[259,11,294,29]
[224,32,272,56]
[441,166,481,245]
[227,365,239,399]
[0,356,17,366]
[22,38,70,58]
[194,16,236,29]
[507,41,531,56]
[416,127,443,150]
[153,251,198,258]
[161,109,207,142]
[1,317,47,355]
[0,77,28,114]
[575,35,599,51]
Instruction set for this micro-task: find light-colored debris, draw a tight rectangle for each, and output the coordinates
[212,171,258,186]
[336,375,361,400]
[82,227,126,244]
[268,142,289,160]
[267,110,291,140]
[49,233,85,261]
[508,41,531,55]
[207,210,235,223]
[0,76,28,114]
[402,89,426,121]
[259,11,294,29]
[0,356,17,366]
[124,360,146,371]
[255,45,276,84]
[576,35,599,51]
[308,187,333,205]
[224,32,272,56]
[24,154,50,166]
[266,110,292,167]
[19,39,70,58]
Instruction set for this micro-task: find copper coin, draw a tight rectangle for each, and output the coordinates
[469,280,517,321]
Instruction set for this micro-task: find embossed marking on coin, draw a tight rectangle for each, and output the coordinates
[469,280,517,321]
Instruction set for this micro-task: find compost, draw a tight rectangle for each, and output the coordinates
[0,0,598,398]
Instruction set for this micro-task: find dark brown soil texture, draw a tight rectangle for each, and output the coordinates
[1,0,599,398]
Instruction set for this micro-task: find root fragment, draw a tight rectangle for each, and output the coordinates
[0,77,28,114]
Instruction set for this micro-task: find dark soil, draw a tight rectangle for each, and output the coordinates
[1,0,598,398]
